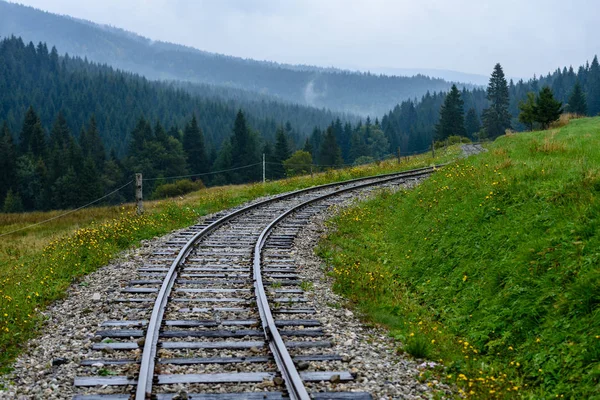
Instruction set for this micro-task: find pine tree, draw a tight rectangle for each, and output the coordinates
[19,106,38,154]
[49,111,70,150]
[272,127,291,179]
[464,108,481,139]
[518,92,537,131]
[302,138,313,155]
[535,87,562,129]
[81,116,106,172]
[568,81,587,115]
[0,123,17,203]
[211,139,233,185]
[19,106,46,158]
[435,84,466,140]
[587,56,600,116]
[230,110,260,182]
[183,115,208,176]
[319,127,343,167]
[482,63,512,138]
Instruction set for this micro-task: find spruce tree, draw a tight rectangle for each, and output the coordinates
[319,127,343,167]
[19,106,46,159]
[0,123,17,203]
[49,111,70,150]
[302,138,313,155]
[535,87,562,129]
[587,56,600,116]
[230,110,260,182]
[272,127,291,179]
[81,116,106,171]
[212,139,233,185]
[435,84,466,140]
[464,108,481,139]
[482,63,512,138]
[19,106,38,154]
[183,115,208,176]
[518,92,537,131]
[568,81,587,115]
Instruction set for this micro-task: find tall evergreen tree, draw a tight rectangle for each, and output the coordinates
[348,131,368,162]
[0,123,17,203]
[81,116,106,171]
[568,81,587,115]
[464,108,481,139]
[482,63,512,138]
[272,127,291,179]
[183,115,208,176]
[587,56,600,116]
[319,127,343,167]
[19,106,39,154]
[435,84,466,140]
[535,87,562,129]
[230,110,260,182]
[19,106,46,159]
[212,139,234,185]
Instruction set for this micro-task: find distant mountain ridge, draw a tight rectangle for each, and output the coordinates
[0,1,474,116]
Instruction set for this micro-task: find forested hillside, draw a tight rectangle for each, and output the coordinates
[382,57,600,153]
[0,36,371,212]
[0,36,345,155]
[0,1,463,116]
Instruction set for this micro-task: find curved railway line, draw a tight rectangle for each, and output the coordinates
[72,166,438,400]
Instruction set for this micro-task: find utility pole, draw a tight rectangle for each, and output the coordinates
[262,153,266,184]
[135,173,143,215]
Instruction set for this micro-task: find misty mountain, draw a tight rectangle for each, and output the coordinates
[0,36,348,156]
[0,1,469,116]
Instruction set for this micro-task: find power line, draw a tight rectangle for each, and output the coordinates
[141,163,262,182]
[0,180,134,238]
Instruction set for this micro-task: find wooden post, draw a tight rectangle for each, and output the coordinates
[431,140,435,159]
[135,173,143,215]
[310,164,313,178]
[262,153,266,183]
[396,147,401,164]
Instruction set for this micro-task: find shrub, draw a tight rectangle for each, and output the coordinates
[353,156,375,166]
[151,179,205,199]
[283,150,313,177]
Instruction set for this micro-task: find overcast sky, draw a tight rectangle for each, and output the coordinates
[12,0,599,78]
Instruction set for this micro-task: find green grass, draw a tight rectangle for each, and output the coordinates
[0,146,459,373]
[317,117,600,399]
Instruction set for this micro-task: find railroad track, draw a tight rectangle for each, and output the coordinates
[72,166,437,400]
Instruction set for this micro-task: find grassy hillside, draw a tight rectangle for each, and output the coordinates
[0,147,459,374]
[318,117,600,399]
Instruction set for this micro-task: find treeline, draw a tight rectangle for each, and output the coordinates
[0,36,347,157]
[0,105,299,212]
[0,102,410,212]
[383,56,600,151]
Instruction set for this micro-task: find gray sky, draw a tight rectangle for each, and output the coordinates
[12,0,599,78]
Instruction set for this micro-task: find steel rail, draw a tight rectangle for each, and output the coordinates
[252,168,435,399]
[135,165,440,399]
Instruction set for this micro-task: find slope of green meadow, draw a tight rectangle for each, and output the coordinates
[318,117,600,399]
